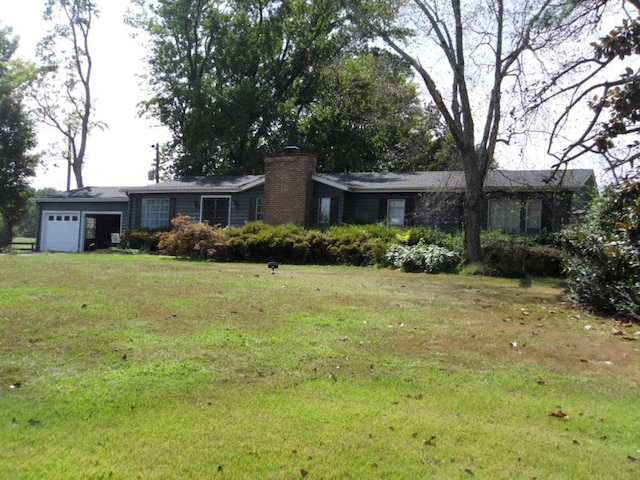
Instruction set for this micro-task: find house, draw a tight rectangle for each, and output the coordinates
[35,148,597,252]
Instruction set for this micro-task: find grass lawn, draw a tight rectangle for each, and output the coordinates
[1,253,638,479]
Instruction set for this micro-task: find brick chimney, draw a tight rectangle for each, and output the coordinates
[264,147,317,226]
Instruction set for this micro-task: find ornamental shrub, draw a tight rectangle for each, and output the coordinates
[386,241,461,273]
[562,171,640,320]
[158,215,227,261]
[120,227,167,251]
[480,232,565,278]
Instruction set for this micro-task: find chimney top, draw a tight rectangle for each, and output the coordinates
[283,145,301,154]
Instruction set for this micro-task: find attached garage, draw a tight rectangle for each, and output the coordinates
[40,211,81,252]
[35,187,130,253]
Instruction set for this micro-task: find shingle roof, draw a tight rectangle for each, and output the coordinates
[123,175,264,194]
[314,169,596,192]
[34,169,596,201]
[35,186,130,203]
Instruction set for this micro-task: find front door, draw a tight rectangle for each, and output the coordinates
[201,197,230,227]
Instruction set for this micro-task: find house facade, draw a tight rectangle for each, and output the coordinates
[35,148,597,252]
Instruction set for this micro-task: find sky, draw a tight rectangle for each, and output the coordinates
[2,0,171,191]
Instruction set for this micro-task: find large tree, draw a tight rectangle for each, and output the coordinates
[348,0,606,263]
[0,27,38,247]
[297,48,460,172]
[129,0,349,176]
[31,0,101,190]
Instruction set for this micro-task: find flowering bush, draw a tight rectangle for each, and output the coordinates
[386,241,461,273]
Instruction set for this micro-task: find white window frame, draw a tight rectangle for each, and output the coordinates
[141,198,170,228]
[387,199,406,227]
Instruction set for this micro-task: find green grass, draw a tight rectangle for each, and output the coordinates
[1,253,639,479]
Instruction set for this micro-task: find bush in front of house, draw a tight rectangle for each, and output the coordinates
[158,215,227,261]
[480,231,565,278]
[562,173,640,320]
[120,227,167,251]
[386,241,462,273]
[322,224,400,266]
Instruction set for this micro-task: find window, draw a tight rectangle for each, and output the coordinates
[141,198,170,228]
[387,199,406,227]
[318,197,331,224]
[488,198,542,233]
[85,217,96,240]
[255,198,264,221]
[201,197,230,226]
[526,198,542,232]
[488,198,521,233]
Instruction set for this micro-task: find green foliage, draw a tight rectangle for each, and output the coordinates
[386,241,462,273]
[480,232,566,278]
[562,172,640,320]
[129,0,348,176]
[120,227,167,252]
[0,27,38,247]
[158,215,227,261]
[298,49,458,172]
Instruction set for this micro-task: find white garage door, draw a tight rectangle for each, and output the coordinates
[41,211,81,252]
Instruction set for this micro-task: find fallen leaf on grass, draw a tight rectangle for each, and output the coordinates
[549,411,568,418]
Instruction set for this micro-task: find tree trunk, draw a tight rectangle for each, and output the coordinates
[0,215,14,248]
[463,157,484,264]
[464,184,483,264]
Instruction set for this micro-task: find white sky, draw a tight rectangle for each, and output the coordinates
[2,0,171,191]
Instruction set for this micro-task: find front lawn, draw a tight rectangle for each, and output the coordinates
[1,254,638,479]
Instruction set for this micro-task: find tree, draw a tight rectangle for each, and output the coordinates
[31,0,101,190]
[297,49,460,172]
[129,0,349,176]
[540,0,640,179]
[0,27,38,247]
[348,0,606,263]
[16,187,57,238]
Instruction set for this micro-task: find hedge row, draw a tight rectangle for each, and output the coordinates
[121,217,565,277]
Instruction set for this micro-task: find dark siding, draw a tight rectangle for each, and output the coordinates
[312,183,345,225]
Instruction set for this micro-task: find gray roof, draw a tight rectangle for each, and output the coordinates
[34,169,596,202]
[124,175,264,194]
[35,186,129,203]
[314,169,596,193]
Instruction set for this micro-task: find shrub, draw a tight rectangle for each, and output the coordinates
[481,232,565,278]
[158,215,227,261]
[562,172,640,320]
[386,241,461,273]
[120,227,167,251]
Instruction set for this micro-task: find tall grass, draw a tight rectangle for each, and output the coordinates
[0,254,638,479]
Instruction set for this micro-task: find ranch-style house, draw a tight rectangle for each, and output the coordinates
[34,148,597,252]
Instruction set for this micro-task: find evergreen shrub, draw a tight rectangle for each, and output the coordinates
[562,173,640,320]
[481,232,565,278]
[120,227,167,251]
